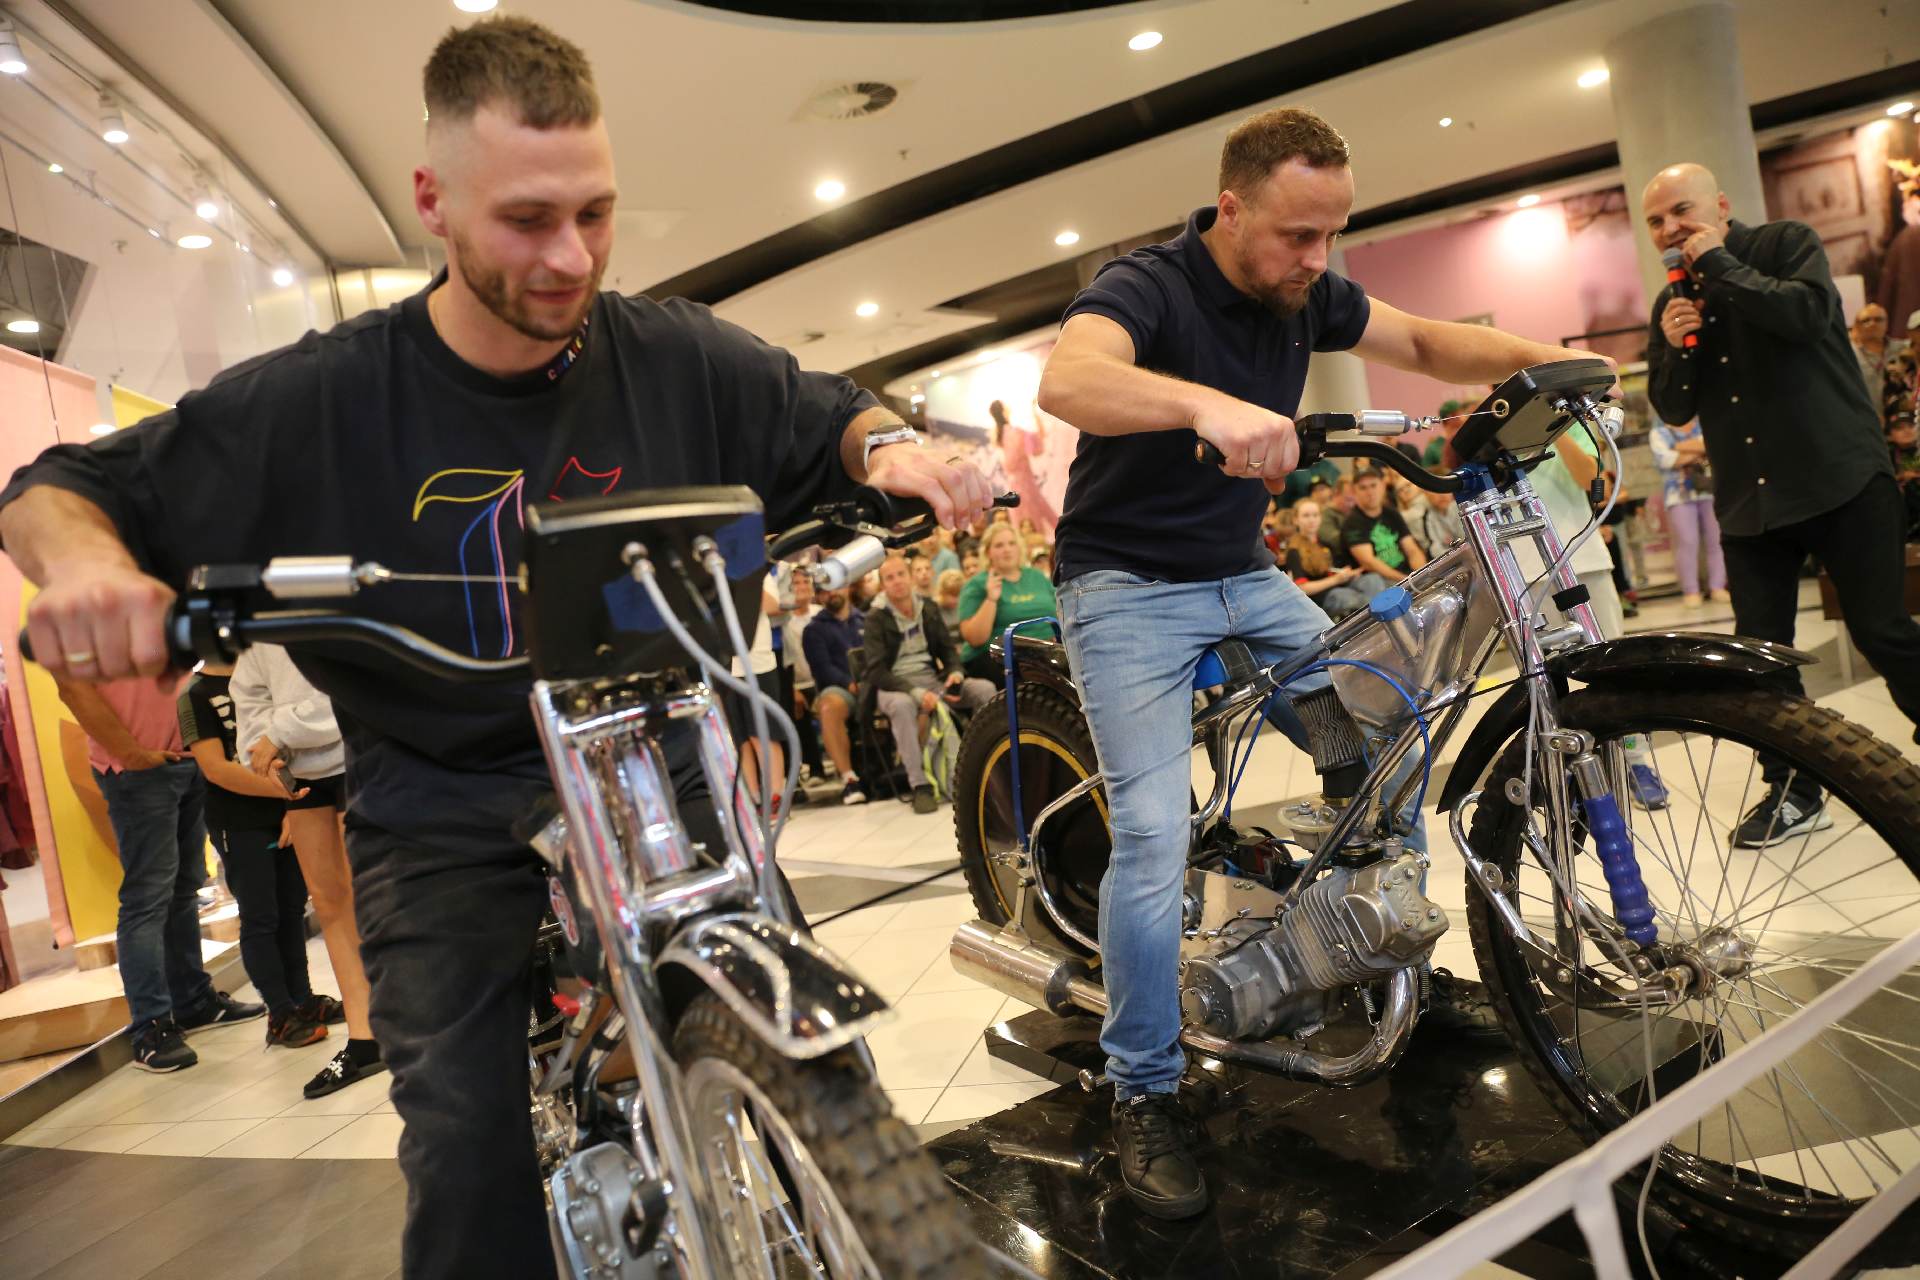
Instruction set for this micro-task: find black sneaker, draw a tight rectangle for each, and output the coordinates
[911,784,938,815]
[840,777,869,806]
[1111,1093,1207,1220]
[1732,788,1832,850]
[303,1046,388,1100]
[1418,967,1506,1042]
[177,990,268,1035]
[132,1018,197,1073]
[265,1010,328,1049]
[295,994,346,1026]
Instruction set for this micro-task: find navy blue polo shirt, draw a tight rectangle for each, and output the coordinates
[1053,205,1370,584]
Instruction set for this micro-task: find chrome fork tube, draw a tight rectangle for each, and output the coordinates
[531,681,728,1280]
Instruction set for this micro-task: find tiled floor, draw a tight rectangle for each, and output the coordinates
[7,585,1914,1168]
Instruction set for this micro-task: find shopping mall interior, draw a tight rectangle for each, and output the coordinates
[2,1,1920,1277]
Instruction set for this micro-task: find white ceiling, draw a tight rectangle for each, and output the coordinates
[37,0,1920,377]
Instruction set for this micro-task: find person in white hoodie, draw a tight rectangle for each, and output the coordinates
[232,643,383,1099]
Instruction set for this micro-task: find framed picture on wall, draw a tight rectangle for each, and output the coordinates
[1772,153,1865,224]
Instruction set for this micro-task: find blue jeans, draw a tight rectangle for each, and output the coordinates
[1057,567,1421,1099]
[94,761,216,1032]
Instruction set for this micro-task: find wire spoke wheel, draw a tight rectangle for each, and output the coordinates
[1465,687,1920,1258]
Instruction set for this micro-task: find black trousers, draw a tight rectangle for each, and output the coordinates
[348,727,749,1279]
[214,824,312,1015]
[1720,474,1920,799]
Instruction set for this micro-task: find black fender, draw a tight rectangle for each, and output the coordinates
[1434,631,1813,814]
[991,631,1082,706]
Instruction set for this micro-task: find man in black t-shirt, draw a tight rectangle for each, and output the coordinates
[1341,468,1427,584]
[1039,107,1593,1220]
[0,19,988,1279]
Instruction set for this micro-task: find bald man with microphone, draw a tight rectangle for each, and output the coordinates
[1643,162,1920,849]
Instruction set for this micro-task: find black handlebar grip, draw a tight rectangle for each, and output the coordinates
[1196,440,1227,467]
[15,628,31,664]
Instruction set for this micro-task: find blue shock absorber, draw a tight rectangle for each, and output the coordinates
[1569,753,1658,947]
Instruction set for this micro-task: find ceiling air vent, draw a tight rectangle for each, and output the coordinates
[801,82,899,123]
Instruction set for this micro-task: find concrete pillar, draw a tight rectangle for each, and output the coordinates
[1302,246,1372,415]
[1603,0,1767,304]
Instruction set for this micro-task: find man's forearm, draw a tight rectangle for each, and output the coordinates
[55,679,143,765]
[1409,321,1580,386]
[0,487,138,586]
[1037,353,1218,438]
[839,406,906,482]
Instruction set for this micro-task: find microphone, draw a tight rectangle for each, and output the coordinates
[1662,247,1699,351]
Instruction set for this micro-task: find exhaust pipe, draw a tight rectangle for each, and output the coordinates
[951,919,1418,1087]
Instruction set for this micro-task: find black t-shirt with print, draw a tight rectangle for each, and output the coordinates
[3,280,877,848]
[178,672,285,833]
[1341,506,1415,572]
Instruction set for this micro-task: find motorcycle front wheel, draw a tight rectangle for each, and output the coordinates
[1465,686,1920,1261]
[672,992,986,1279]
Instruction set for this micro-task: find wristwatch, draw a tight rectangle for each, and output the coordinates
[860,425,921,475]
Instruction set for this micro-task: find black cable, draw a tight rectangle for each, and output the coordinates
[809,861,964,927]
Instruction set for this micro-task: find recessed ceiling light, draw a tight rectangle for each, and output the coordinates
[1054,230,1080,247]
[194,198,219,220]
[1128,31,1162,52]
[90,422,115,436]
[930,370,942,378]
[814,178,846,202]
[46,162,60,174]
[271,267,294,287]
[101,122,128,145]
[1889,100,1917,116]
[1516,194,1541,208]
[99,95,128,145]
[855,300,879,318]
[0,21,27,76]
[176,233,212,249]
[453,0,498,11]
[6,317,38,334]
[146,227,160,238]
[977,349,1002,363]
[239,243,250,254]
[1577,68,1610,89]
[1438,117,1453,128]
[267,198,277,209]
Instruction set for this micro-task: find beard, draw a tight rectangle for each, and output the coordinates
[1234,242,1317,317]
[450,226,601,342]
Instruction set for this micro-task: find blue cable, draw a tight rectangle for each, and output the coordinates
[1218,658,1432,829]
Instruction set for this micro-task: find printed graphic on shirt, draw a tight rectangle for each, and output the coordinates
[1370,522,1407,570]
[412,457,623,658]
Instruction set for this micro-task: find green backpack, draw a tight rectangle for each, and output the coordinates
[921,701,962,804]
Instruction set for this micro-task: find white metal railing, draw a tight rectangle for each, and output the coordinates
[1369,923,1920,1280]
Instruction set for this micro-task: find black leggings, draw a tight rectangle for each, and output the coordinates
[215,825,313,1015]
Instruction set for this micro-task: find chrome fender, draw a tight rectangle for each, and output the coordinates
[658,912,892,1060]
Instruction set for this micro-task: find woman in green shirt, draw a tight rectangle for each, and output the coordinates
[957,523,1058,684]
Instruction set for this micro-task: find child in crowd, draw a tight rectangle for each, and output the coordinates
[1891,411,1920,536]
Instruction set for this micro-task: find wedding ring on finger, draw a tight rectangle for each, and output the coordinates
[63,650,96,667]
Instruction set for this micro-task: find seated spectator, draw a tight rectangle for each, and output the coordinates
[958,523,1060,684]
[1852,304,1909,423]
[1648,418,1728,607]
[1890,410,1920,536]
[910,553,936,597]
[864,556,997,813]
[1284,498,1381,619]
[800,586,869,804]
[1342,469,1428,584]
[1423,400,1468,466]
[961,549,983,579]
[936,568,965,632]
[1412,476,1464,555]
[780,570,829,785]
[1320,477,1358,550]
[930,528,962,581]
[1031,547,1054,581]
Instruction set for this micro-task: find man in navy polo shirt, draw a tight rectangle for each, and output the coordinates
[1037,107,1596,1219]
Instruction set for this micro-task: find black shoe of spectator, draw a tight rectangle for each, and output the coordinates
[295,994,346,1026]
[177,990,268,1035]
[840,777,869,805]
[911,784,938,815]
[304,1045,387,1099]
[265,1010,328,1049]
[132,1018,197,1073]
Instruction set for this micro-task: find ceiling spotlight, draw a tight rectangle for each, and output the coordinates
[176,233,212,249]
[1128,31,1162,52]
[146,227,160,238]
[1438,117,1453,128]
[1516,193,1542,208]
[1054,230,1081,247]
[194,194,219,221]
[1889,101,1917,116]
[89,422,115,436]
[0,20,26,76]
[453,0,498,11]
[977,349,1002,363]
[854,300,879,318]
[99,95,128,145]
[930,370,942,378]
[267,198,277,209]
[814,178,846,202]
[271,267,294,287]
[5,317,39,334]
[1577,68,1610,89]
[238,243,250,254]
[46,162,60,174]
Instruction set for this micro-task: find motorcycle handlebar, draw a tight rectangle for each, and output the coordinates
[1194,412,1464,494]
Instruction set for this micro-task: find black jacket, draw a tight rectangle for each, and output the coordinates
[1646,218,1889,536]
[861,596,964,694]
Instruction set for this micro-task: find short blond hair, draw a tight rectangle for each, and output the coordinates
[424,15,599,131]
[936,569,964,597]
[981,523,1027,567]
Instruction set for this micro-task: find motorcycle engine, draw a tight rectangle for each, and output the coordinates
[1180,851,1448,1040]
